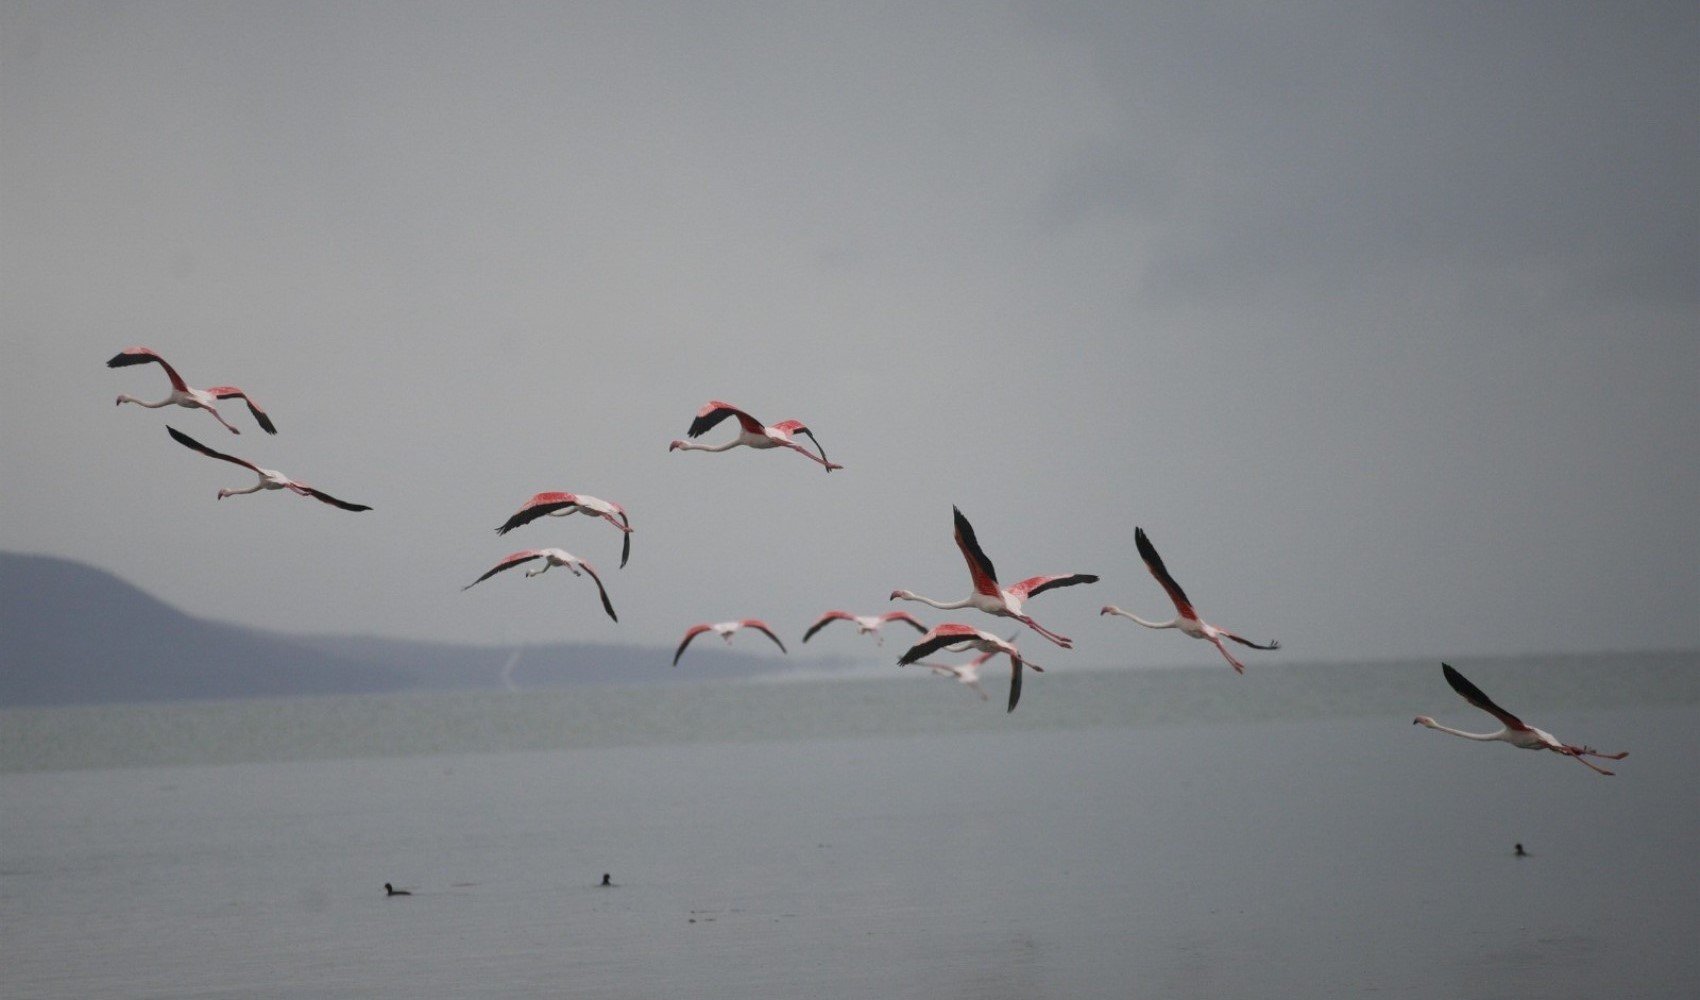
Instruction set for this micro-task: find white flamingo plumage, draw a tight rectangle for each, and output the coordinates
[889,506,1097,649]
[1100,526,1278,673]
[897,623,1039,713]
[166,426,370,510]
[494,492,632,568]
[801,610,928,646]
[674,619,788,666]
[668,400,842,472]
[109,347,275,435]
[1414,663,1627,775]
[461,548,617,621]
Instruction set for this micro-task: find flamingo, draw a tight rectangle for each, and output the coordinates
[897,623,1040,713]
[673,619,788,666]
[109,347,275,435]
[1413,663,1627,776]
[1100,526,1278,673]
[889,506,1097,649]
[903,632,1020,702]
[461,548,617,621]
[668,400,842,472]
[801,610,928,645]
[166,426,370,510]
[495,492,632,568]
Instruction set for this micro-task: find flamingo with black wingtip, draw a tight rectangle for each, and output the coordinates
[903,632,1019,702]
[668,400,842,472]
[673,619,788,666]
[165,426,370,510]
[1414,663,1627,775]
[1100,527,1278,673]
[889,506,1097,649]
[897,624,1039,713]
[494,492,632,568]
[461,548,618,621]
[109,347,275,435]
[802,610,928,646]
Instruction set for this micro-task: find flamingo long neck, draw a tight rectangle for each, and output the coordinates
[673,439,742,453]
[1119,610,1176,630]
[1421,720,1505,742]
[117,394,173,409]
[899,592,973,611]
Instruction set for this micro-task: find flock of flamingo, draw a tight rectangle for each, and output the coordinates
[109,346,1628,773]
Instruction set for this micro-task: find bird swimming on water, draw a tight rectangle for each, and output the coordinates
[385,882,411,896]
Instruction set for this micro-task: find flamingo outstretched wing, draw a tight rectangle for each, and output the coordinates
[576,560,619,622]
[463,550,546,590]
[167,426,262,474]
[293,484,372,512]
[951,507,1001,597]
[1134,527,1197,619]
[802,611,855,643]
[496,492,578,535]
[740,620,788,655]
[673,624,713,666]
[687,401,764,438]
[1008,573,1099,600]
[108,347,188,392]
[878,610,929,633]
[1442,662,1530,731]
[207,386,276,434]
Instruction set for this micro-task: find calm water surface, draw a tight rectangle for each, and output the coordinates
[3,654,1696,998]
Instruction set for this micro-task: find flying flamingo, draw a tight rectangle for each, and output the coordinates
[668,400,842,472]
[801,610,928,646]
[166,426,370,510]
[897,623,1040,713]
[889,506,1097,649]
[461,548,617,621]
[1100,526,1278,673]
[673,619,788,666]
[1414,663,1627,776]
[494,492,632,568]
[109,347,275,435]
[902,632,1019,702]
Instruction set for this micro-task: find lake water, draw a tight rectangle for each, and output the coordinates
[3,652,1697,998]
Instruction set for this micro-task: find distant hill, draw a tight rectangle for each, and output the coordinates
[0,553,821,706]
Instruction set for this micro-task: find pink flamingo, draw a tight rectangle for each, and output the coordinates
[897,623,1040,713]
[801,610,928,645]
[903,632,1019,702]
[461,548,617,621]
[673,619,788,666]
[494,492,632,568]
[668,400,842,472]
[166,427,370,510]
[889,506,1097,649]
[1100,526,1278,673]
[1414,663,1627,775]
[109,347,275,435]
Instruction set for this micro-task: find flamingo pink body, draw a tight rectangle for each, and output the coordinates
[461,548,617,621]
[109,347,275,435]
[890,506,1097,649]
[897,623,1038,713]
[802,610,927,645]
[166,426,370,510]
[495,492,633,567]
[668,400,842,472]
[674,619,788,666]
[1414,663,1627,775]
[1100,526,1278,673]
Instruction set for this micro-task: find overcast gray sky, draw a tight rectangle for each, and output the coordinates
[3,1,1695,669]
